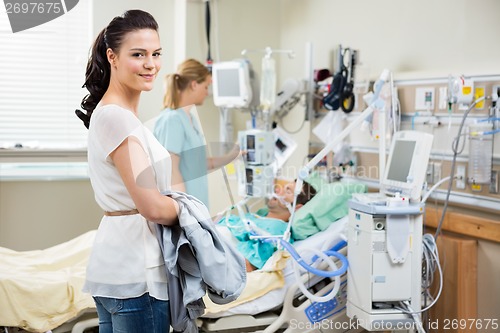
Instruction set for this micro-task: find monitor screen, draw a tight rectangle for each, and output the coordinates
[245,168,253,183]
[381,130,433,200]
[386,140,416,182]
[275,138,287,153]
[212,60,253,108]
[246,135,255,150]
[216,68,240,97]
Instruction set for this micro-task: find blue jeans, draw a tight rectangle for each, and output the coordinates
[94,293,170,333]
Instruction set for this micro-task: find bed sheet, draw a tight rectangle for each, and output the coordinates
[0,231,96,333]
[202,216,348,318]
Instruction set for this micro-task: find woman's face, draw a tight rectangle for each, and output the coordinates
[109,29,162,92]
[192,75,212,105]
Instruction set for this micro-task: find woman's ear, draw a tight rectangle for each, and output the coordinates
[106,48,116,67]
[294,203,303,211]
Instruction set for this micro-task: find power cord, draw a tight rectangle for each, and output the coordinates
[434,96,487,240]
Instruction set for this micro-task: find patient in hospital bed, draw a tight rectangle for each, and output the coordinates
[217,179,317,271]
[203,176,366,319]
[216,176,367,271]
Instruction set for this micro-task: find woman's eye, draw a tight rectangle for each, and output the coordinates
[132,53,143,57]
[153,52,162,57]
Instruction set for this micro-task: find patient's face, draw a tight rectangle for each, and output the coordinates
[268,181,295,210]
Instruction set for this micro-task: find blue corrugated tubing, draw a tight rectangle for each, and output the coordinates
[279,239,348,277]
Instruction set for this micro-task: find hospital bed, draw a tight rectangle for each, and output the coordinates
[200,217,356,333]
[199,180,366,333]
[0,230,97,333]
[0,180,365,333]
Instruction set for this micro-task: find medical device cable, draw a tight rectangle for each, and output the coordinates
[434,96,486,240]
[395,233,443,315]
[204,0,212,67]
[421,234,443,307]
[277,99,308,134]
[212,0,220,62]
[401,301,427,333]
[421,176,453,204]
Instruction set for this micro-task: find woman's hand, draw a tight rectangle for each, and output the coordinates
[209,143,241,170]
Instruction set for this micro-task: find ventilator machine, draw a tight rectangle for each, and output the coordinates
[347,130,433,332]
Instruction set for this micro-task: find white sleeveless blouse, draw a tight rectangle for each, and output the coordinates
[83,104,171,300]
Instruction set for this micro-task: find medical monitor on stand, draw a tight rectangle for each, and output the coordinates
[381,130,433,201]
[212,60,253,108]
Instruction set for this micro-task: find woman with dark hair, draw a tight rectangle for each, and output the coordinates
[75,10,177,332]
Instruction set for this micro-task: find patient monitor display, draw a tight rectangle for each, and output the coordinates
[381,130,433,200]
[212,60,253,108]
[386,140,416,182]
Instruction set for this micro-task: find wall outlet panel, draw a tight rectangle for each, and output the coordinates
[438,86,448,110]
[415,87,435,111]
[433,162,442,184]
[490,170,499,194]
[474,86,485,109]
[456,165,466,190]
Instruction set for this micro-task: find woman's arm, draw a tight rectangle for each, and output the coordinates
[110,136,179,225]
[207,143,241,170]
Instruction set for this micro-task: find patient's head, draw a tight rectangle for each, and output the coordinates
[267,179,317,221]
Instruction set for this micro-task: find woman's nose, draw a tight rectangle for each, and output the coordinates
[144,57,154,69]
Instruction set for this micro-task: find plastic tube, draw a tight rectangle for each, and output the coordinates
[291,248,341,303]
[312,239,347,263]
[421,176,452,203]
[279,239,348,277]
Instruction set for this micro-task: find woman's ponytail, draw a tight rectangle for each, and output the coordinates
[163,73,185,109]
[75,28,110,129]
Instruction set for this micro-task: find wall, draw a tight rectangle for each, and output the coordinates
[0,179,102,251]
[278,0,500,80]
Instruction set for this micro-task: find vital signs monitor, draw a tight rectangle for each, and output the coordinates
[381,130,433,200]
[212,60,253,108]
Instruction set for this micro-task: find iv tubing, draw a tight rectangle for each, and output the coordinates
[470,129,500,136]
[477,117,500,123]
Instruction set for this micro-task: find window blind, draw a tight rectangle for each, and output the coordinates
[0,0,92,149]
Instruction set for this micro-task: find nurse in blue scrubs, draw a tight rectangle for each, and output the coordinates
[154,59,239,208]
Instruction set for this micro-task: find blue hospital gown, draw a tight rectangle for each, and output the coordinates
[218,213,290,269]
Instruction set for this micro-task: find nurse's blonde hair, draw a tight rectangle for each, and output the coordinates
[163,58,210,109]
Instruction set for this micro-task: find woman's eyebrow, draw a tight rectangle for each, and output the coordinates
[128,47,163,52]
